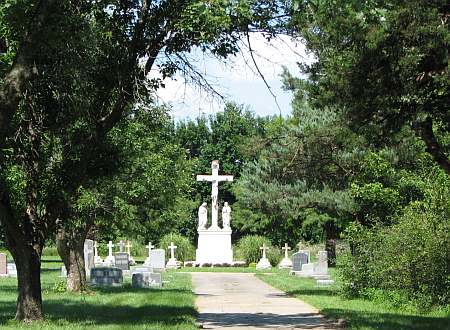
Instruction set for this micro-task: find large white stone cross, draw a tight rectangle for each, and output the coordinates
[282,243,291,259]
[146,242,155,257]
[260,244,269,259]
[168,242,177,259]
[126,241,133,255]
[197,160,233,229]
[107,241,114,257]
[117,240,125,252]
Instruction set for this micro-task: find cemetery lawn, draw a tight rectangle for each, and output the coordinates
[0,257,197,329]
[257,270,450,330]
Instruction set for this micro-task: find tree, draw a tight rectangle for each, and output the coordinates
[0,0,290,320]
[290,0,450,174]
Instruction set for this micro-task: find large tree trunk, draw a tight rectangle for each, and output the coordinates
[324,221,337,267]
[13,245,43,321]
[56,227,89,292]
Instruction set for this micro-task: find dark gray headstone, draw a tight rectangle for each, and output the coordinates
[0,253,7,276]
[114,252,130,270]
[292,251,309,271]
[90,267,123,286]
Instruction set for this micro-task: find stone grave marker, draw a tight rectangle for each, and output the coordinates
[90,267,123,286]
[114,252,130,271]
[150,249,165,271]
[132,272,162,288]
[166,242,178,269]
[292,251,309,272]
[313,250,328,275]
[7,263,17,277]
[0,253,7,276]
[60,265,67,278]
[84,239,95,279]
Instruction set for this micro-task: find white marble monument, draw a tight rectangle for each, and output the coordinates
[94,241,103,265]
[256,244,272,270]
[126,241,136,265]
[104,241,115,266]
[278,243,293,268]
[195,160,234,265]
[143,242,155,266]
[166,242,179,269]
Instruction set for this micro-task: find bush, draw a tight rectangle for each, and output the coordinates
[159,233,195,262]
[42,246,60,257]
[235,235,282,265]
[340,178,450,308]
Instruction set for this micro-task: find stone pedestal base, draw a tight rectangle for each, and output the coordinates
[278,257,292,269]
[94,256,103,266]
[104,256,115,267]
[166,258,178,269]
[256,257,272,270]
[196,228,233,265]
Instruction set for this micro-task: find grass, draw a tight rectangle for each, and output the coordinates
[178,266,279,273]
[257,269,450,330]
[0,257,197,329]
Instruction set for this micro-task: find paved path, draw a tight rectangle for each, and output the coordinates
[191,273,336,330]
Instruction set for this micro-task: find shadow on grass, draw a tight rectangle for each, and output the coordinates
[0,298,197,327]
[286,289,337,297]
[321,308,450,330]
[91,285,190,295]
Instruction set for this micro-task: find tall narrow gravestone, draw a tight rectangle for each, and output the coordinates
[195,160,234,265]
[84,240,94,278]
[0,253,7,277]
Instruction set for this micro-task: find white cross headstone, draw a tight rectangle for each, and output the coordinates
[117,240,125,252]
[166,242,178,269]
[143,242,155,266]
[104,240,115,266]
[94,241,103,265]
[260,244,269,259]
[279,243,293,269]
[282,243,291,259]
[256,243,271,270]
[197,160,233,229]
[126,241,136,265]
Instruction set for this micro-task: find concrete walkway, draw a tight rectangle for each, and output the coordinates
[192,273,336,329]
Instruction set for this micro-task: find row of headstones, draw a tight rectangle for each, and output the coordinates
[0,253,16,277]
[61,240,181,289]
[255,243,334,286]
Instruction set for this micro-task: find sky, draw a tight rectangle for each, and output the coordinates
[149,34,313,121]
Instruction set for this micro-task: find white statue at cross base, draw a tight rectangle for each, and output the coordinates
[197,160,233,230]
[195,160,234,265]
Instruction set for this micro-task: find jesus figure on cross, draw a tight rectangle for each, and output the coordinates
[197,160,233,230]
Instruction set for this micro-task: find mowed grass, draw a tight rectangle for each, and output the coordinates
[0,257,197,329]
[178,266,278,273]
[257,269,450,330]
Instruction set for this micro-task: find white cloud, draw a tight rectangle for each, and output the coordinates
[150,34,312,120]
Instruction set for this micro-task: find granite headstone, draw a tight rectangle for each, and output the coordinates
[90,267,123,286]
[149,249,165,271]
[114,252,130,271]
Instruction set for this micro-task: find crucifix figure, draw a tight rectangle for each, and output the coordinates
[282,243,291,259]
[260,244,269,259]
[168,242,177,260]
[117,240,125,252]
[197,160,233,229]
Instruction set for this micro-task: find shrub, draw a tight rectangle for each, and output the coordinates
[159,233,195,262]
[42,246,60,257]
[235,235,274,264]
[340,182,450,308]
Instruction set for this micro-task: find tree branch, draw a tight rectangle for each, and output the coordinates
[414,116,450,175]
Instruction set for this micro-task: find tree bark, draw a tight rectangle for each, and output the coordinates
[56,226,89,292]
[324,221,337,267]
[13,245,43,321]
[414,117,450,176]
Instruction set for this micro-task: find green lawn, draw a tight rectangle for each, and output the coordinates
[0,258,197,329]
[257,270,450,330]
[178,266,278,273]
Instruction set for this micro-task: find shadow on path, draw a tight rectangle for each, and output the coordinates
[198,312,335,329]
